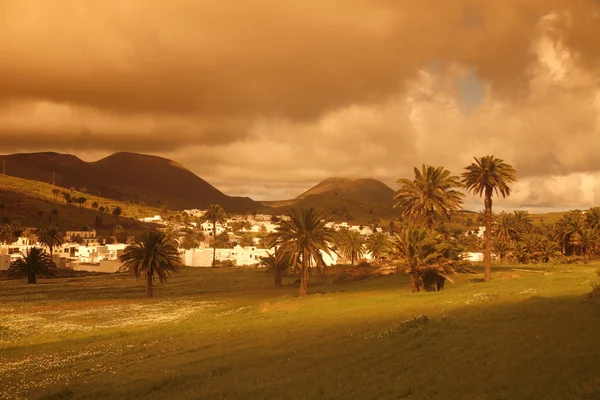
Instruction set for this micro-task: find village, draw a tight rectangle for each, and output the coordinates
[3,209,471,273]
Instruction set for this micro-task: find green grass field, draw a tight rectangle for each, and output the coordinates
[2,264,600,400]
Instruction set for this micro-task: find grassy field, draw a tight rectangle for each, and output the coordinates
[2,264,600,400]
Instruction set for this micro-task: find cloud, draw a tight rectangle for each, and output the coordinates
[0,1,599,209]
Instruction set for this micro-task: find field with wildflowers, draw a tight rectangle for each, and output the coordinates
[2,264,600,400]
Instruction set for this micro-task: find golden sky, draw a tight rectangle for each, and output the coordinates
[1,0,599,210]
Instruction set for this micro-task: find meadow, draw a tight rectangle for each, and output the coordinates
[2,264,600,400]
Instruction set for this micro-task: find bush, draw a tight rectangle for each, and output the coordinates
[215,259,236,268]
[554,255,583,265]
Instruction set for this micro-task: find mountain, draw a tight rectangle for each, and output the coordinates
[0,152,264,213]
[262,177,401,223]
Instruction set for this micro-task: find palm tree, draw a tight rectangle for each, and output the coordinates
[539,238,560,263]
[493,241,511,265]
[461,155,517,282]
[554,211,584,256]
[37,225,64,258]
[585,207,600,231]
[91,201,99,211]
[394,165,464,228]
[50,209,59,224]
[265,208,337,296]
[570,228,598,263]
[98,206,106,221]
[338,229,365,265]
[494,212,517,244]
[0,222,24,245]
[201,204,228,267]
[52,188,60,201]
[366,231,391,262]
[119,231,182,298]
[260,250,294,287]
[389,226,446,292]
[8,247,56,284]
[512,210,533,236]
[112,206,122,223]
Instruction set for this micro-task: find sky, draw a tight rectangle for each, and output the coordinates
[1,0,600,212]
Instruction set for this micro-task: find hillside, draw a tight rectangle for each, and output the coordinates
[0,174,160,234]
[262,177,401,223]
[0,152,265,213]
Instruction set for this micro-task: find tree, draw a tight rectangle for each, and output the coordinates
[265,208,336,296]
[91,201,99,211]
[585,207,600,231]
[52,188,60,201]
[112,225,128,244]
[394,164,464,229]
[570,228,598,263]
[37,225,64,257]
[98,206,106,221]
[494,212,517,244]
[62,191,72,205]
[180,229,204,250]
[493,241,511,265]
[462,155,517,282]
[200,204,228,267]
[338,229,365,265]
[119,231,182,298]
[389,226,446,292]
[8,247,56,284]
[260,250,293,287]
[512,210,533,236]
[554,211,584,256]
[0,222,24,245]
[50,209,59,224]
[366,231,391,262]
[112,206,122,223]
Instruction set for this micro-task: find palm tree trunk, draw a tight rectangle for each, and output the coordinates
[212,220,217,267]
[28,271,37,284]
[299,251,308,296]
[410,271,420,292]
[146,273,153,298]
[351,252,355,266]
[483,191,493,282]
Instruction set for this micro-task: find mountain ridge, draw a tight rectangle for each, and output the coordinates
[0,151,264,213]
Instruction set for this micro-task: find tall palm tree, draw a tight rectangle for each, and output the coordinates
[37,225,64,258]
[201,204,228,267]
[461,155,517,282]
[8,247,56,284]
[119,231,182,298]
[394,165,464,228]
[91,201,99,211]
[338,229,365,265]
[265,208,336,296]
[366,231,391,262]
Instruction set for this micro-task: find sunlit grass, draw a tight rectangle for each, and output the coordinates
[1,263,600,399]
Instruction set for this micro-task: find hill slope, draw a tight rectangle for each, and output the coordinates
[262,177,401,223]
[0,152,264,213]
[0,174,159,233]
